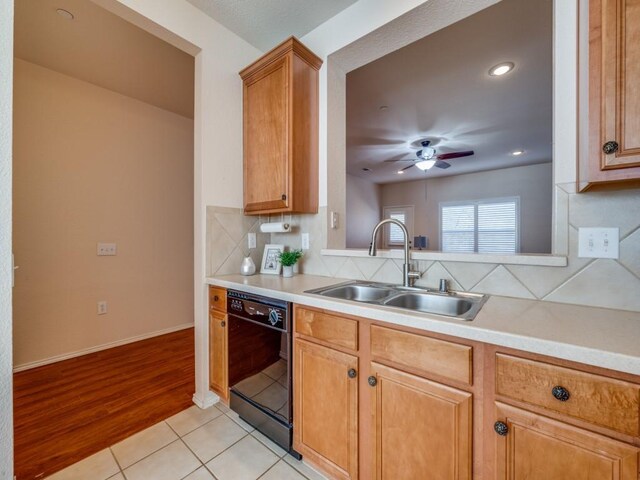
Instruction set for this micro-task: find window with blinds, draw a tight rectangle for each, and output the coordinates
[382,206,414,247]
[440,198,519,253]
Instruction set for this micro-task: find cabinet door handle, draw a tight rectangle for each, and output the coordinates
[602,141,619,154]
[368,376,377,387]
[494,421,509,436]
[281,194,287,201]
[551,385,570,402]
[220,321,226,327]
[347,368,357,379]
[213,295,219,302]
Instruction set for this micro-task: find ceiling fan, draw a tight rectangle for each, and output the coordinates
[385,140,474,171]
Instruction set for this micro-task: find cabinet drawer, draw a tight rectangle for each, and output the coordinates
[370,325,472,385]
[295,307,358,351]
[209,286,226,313]
[495,354,640,437]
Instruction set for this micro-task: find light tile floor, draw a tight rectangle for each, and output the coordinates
[46,403,327,480]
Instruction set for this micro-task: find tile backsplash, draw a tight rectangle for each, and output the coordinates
[207,185,640,312]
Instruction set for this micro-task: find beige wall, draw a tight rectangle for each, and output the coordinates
[12,59,194,368]
[0,0,13,475]
[380,163,553,253]
[346,174,382,248]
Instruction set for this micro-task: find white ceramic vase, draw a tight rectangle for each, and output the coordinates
[240,256,256,276]
[282,265,294,278]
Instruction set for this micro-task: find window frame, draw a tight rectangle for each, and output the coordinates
[439,197,521,254]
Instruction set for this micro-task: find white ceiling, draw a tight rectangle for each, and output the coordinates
[14,0,195,118]
[185,0,358,51]
[346,0,553,184]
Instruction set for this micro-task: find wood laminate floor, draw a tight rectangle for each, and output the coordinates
[13,328,195,480]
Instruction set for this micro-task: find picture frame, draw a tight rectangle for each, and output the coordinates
[260,244,284,275]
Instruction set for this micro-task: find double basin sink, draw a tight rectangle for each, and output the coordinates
[306,281,487,321]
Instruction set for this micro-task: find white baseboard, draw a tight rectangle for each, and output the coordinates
[193,390,219,409]
[13,323,194,372]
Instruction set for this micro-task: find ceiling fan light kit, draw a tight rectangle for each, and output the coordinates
[415,159,436,171]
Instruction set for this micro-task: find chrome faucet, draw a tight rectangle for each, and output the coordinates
[368,218,421,287]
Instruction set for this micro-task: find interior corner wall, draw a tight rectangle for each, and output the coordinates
[346,174,382,248]
[12,59,195,367]
[0,0,14,476]
[380,163,553,253]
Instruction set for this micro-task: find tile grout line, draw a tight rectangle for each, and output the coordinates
[107,447,125,479]
[503,264,541,300]
[541,258,596,300]
[467,264,500,291]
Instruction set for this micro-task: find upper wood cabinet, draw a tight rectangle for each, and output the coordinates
[580,0,640,190]
[240,37,322,214]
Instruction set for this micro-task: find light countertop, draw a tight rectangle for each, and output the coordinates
[206,274,640,376]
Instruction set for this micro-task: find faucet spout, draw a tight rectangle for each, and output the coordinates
[368,218,421,287]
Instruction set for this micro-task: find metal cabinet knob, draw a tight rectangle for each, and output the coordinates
[603,141,619,154]
[213,295,219,302]
[347,368,357,379]
[551,385,570,402]
[368,376,377,387]
[494,421,509,436]
[220,321,226,327]
[281,194,287,201]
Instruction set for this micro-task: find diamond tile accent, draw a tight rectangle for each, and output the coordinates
[570,189,640,237]
[619,228,640,279]
[414,262,462,291]
[471,266,535,299]
[545,260,640,311]
[440,262,497,290]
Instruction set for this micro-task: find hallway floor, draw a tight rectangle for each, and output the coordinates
[45,403,326,480]
[14,328,195,479]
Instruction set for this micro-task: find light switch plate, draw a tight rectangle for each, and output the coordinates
[97,243,117,256]
[247,232,257,249]
[578,227,619,259]
[301,233,310,250]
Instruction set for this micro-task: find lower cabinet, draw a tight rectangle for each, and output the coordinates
[293,338,359,480]
[209,310,228,400]
[291,305,640,480]
[370,362,472,480]
[493,403,639,480]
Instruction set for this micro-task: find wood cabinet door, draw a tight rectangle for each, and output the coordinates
[493,402,639,480]
[370,362,472,480]
[591,0,640,171]
[293,339,358,480]
[209,311,228,399]
[243,55,290,213]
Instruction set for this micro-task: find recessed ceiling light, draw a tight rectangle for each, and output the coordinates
[397,170,404,174]
[489,62,514,77]
[362,167,371,172]
[379,105,389,111]
[56,8,74,20]
[511,149,525,156]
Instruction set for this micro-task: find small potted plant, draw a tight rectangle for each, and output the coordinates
[277,249,303,278]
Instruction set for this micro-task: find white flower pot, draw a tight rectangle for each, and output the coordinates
[282,265,294,278]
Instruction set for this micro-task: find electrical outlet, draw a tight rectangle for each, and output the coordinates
[248,232,257,249]
[301,233,310,250]
[578,227,619,259]
[97,301,108,315]
[97,243,117,256]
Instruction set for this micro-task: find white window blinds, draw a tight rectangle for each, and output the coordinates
[388,212,406,244]
[440,198,519,253]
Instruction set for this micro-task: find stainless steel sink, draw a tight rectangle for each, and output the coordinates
[305,281,487,321]
[382,292,478,319]
[312,284,392,302]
